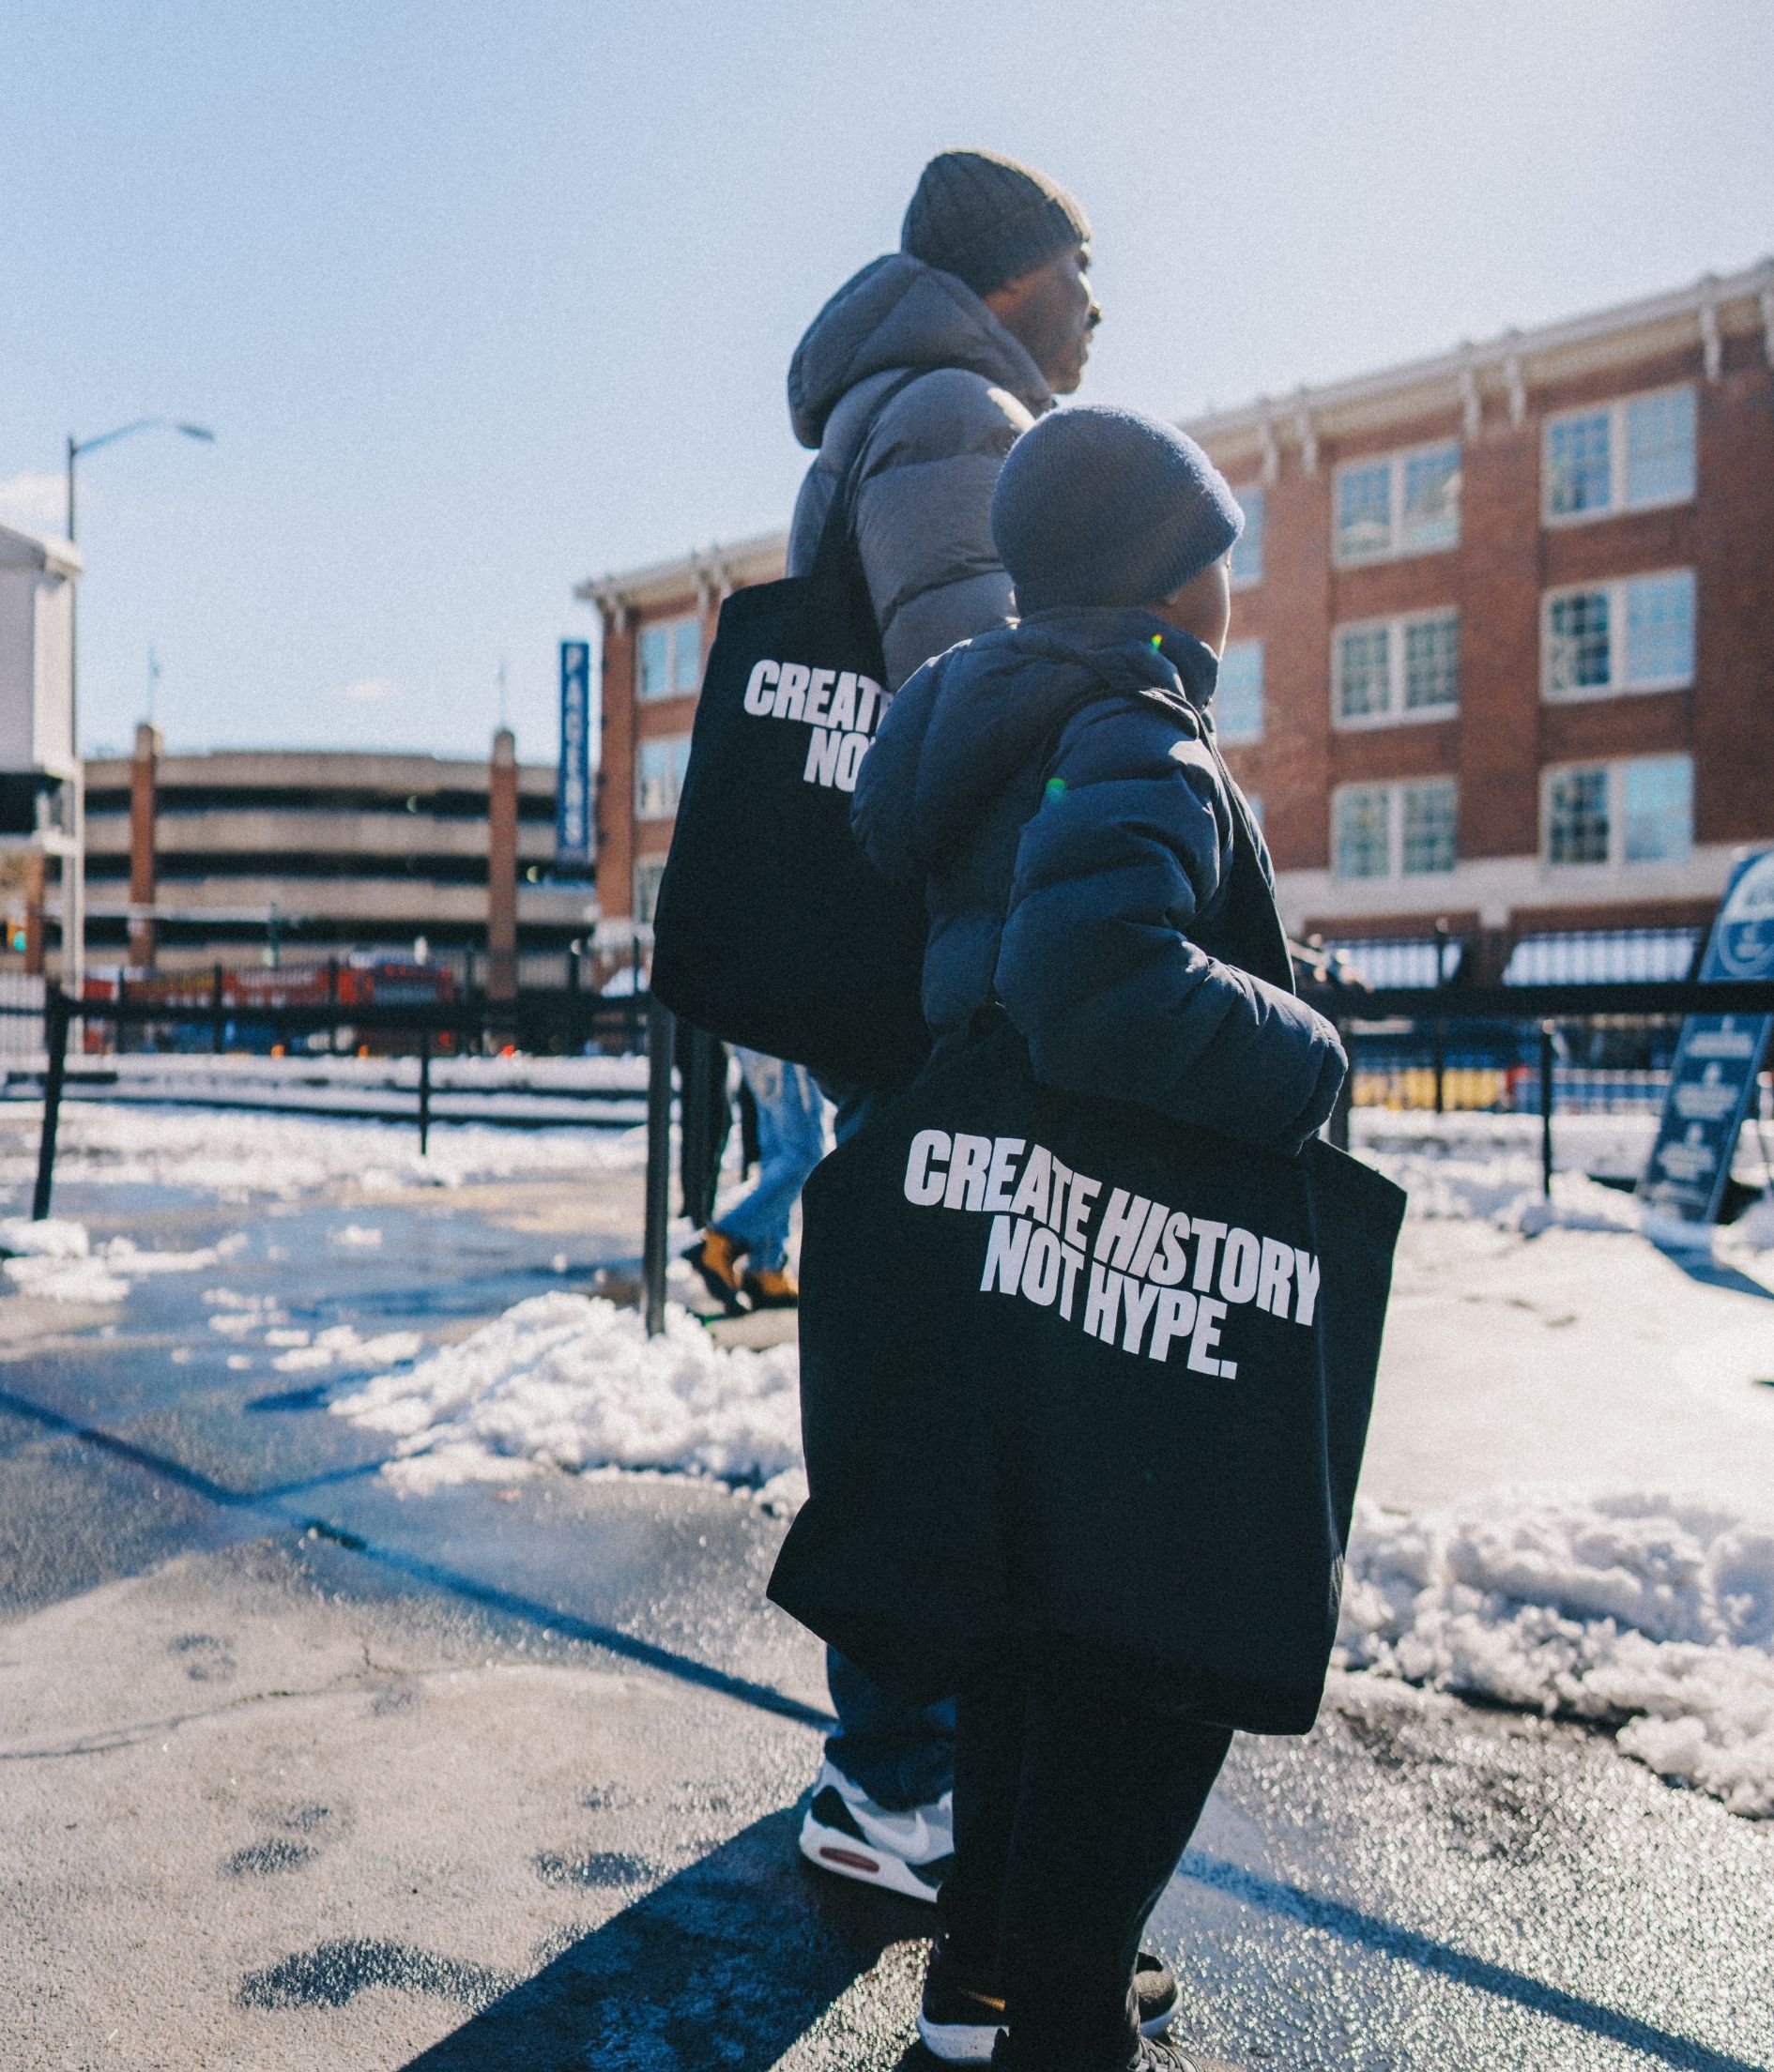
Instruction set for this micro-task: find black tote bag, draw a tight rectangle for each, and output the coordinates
[650,383,931,1091]
[768,1022,1407,1735]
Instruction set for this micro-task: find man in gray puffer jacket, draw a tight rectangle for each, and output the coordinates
[787,148,1099,689]
[788,151,1108,1932]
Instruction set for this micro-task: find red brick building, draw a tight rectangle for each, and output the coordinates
[578,263,1774,982]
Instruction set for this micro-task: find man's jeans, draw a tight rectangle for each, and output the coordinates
[817,1074,957,1811]
[717,1050,826,1272]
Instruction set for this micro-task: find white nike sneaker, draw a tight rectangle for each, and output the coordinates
[797,1760,954,1903]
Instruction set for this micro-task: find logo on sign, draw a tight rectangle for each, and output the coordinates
[1712,851,1774,980]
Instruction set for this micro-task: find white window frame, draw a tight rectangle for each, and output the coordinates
[636,612,703,703]
[1228,483,1264,589]
[1540,754,1694,869]
[1332,438,1462,567]
[1540,569,1696,702]
[1541,383,1697,526]
[1332,607,1460,729]
[635,732,692,821]
[1332,777,1459,882]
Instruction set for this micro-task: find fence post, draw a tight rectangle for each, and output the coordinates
[1432,920,1448,1116]
[418,1027,432,1157]
[1539,1020,1555,1198]
[1328,1019,1353,1150]
[642,996,676,1337]
[32,990,71,1221]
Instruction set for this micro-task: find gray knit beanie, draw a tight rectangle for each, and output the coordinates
[991,406,1244,615]
[902,149,1091,297]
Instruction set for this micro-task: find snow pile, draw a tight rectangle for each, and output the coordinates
[1353,1126,1640,1234]
[1352,1109,1770,1239]
[0,1216,90,1259]
[329,1224,383,1247]
[1338,1492,1774,1817]
[1,1217,247,1303]
[0,1102,645,1199]
[330,1293,803,1497]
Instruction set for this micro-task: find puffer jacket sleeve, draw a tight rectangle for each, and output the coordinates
[851,368,1035,689]
[995,701,1346,1154]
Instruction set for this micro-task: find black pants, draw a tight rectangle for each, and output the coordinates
[939,1676,1231,2065]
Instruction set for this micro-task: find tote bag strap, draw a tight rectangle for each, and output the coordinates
[806,368,927,598]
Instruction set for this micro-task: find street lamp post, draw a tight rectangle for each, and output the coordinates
[62,419,215,992]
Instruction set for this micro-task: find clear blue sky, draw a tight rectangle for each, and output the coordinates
[2,0,1768,764]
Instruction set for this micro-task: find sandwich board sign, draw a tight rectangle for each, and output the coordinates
[1638,849,1774,1226]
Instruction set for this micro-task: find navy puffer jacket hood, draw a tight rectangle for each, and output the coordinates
[853,608,1346,1154]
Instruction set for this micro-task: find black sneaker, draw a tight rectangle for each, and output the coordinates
[920,1944,1180,2065]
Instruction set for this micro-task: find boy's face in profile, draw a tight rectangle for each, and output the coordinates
[1151,556,1231,659]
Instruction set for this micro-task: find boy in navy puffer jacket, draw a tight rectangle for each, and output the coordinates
[852,407,1340,2070]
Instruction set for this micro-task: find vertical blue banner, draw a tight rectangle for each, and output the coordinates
[558,639,592,869]
[1639,848,1774,1225]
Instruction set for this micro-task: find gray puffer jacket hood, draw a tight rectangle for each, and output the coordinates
[787,254,1054,690]
[788,253,1050,449]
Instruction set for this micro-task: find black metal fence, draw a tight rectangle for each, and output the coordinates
[9,971,1772,1348]
[17,983,652,1221]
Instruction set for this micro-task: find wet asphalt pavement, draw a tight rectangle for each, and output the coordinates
[1,1146,1769,2071]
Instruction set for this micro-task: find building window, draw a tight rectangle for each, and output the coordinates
[1334,442,1460,564]
[1335,786,1392,879]
[634,858,667,926]
[635,734,692,820]
[1543,385,1696,522]
[1400,779,1458,875]
[1543,755,1692,866]
[1334,610,1459,726]
[1216,640,1263,744]
[637,613,703,701]
[1229,485,1264,587]
[1335,779,1458,880]
[1543,570,1695,699]
[1622,755,1694,861]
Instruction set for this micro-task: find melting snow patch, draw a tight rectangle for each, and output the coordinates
[0,1219,250,1303]
[330,1293,803,1497]
[271,1323,422,1375]
[1337,1491,1774,1817]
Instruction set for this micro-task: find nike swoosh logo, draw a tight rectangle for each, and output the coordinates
[853,1805,938,1858]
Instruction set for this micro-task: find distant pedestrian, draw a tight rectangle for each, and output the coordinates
[683,1049,824,1311]
[847,406,1347,2069]
[787,144,1101,1914]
